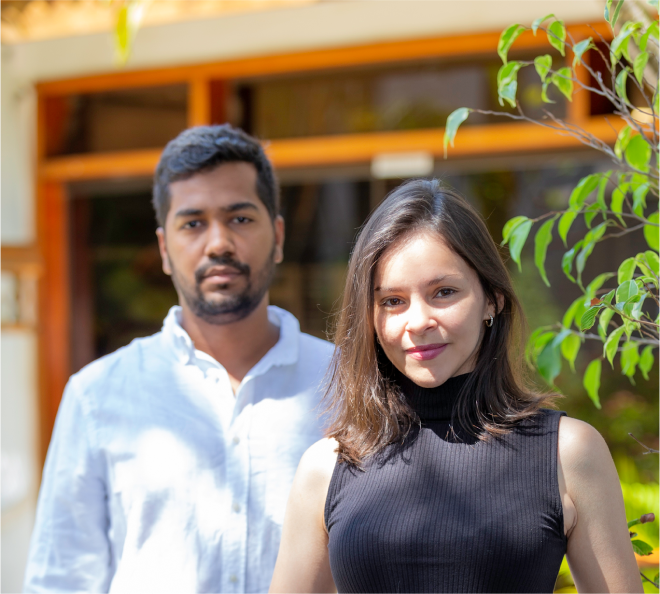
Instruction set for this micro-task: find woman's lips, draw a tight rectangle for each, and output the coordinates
[405,343,447,361]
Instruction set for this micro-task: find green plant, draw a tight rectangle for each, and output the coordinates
[445,1,659,587]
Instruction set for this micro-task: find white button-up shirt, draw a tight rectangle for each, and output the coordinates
[24,306,334,593]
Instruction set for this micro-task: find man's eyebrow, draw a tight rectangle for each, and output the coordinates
[174,208,205,218]
[222,201,259,213]
[174,202,260,218]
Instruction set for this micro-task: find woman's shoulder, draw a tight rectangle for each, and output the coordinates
[557,415,613,479]
[294,437,339,492]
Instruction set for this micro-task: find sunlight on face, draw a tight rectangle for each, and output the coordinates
[373,229,494,388]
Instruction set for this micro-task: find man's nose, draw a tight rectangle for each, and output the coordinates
[405,300,437,335]
[204,221,235,257]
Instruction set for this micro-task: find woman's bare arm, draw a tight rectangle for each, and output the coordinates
[269,438,338,593]
[559,416,643,593]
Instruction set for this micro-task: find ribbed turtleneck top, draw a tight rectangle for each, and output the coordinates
[324,374,567,593]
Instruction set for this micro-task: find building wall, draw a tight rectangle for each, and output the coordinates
[0,1,603,590]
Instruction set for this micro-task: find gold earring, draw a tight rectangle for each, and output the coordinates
[486,314,494,327]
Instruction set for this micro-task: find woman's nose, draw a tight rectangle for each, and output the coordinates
[404,301,437,335]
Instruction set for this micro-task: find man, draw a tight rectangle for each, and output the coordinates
[24,125,334,593]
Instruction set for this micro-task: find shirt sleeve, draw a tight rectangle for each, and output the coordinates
[24,375,113,593]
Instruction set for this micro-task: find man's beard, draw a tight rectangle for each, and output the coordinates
[170,248,276,325]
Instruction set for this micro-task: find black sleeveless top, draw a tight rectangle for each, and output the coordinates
[325,374,567,593]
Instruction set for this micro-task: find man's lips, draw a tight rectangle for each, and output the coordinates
[201,267,243,283]
[405,343,448,361]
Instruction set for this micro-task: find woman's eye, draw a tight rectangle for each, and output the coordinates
[383,297,404,307]
[437,288,456,297]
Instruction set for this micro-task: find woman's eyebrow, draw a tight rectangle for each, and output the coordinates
[375,274,460,293]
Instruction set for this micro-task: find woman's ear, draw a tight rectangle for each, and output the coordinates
[495,292,505,314]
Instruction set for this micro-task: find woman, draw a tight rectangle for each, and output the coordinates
[270,180,642,593]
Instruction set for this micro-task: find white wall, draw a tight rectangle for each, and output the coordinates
[1,331,38,593]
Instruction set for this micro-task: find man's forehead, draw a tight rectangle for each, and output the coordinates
[168,162,262,210]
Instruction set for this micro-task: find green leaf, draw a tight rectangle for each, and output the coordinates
[610,187,626,225]
[620,341,640,378]
[640,20,659,52]
[618,258,637,283]
[563,296,586,328]
[598,307,615,339]
[541,80,555,104]
[527,327,555,365]
[498,24,525,64]
[584,202,601,228]
[551,67,573,101]
[604,0,615,23]
[625,135,651,172]
[547,20,566,56]
[586,272,615,299]
[631,539,654,556]
[558,211,578,247]
[616,279,639,302]
[610,23,638,63]
[569,174,600,209]
[614,126,632,160]
[644,211,659,250]
[632,183,649,217]
[562,241,582,283]
[583,359,602,409]
[443,108,471,158]
[644,250,659,276]
[596,172,612,210]
[576,223,608,281]
[561,333,582,372]
[572,38,593,66]
[580,305,602,331]
[604,326,626,367]
[509,220,533,272]
[534,55,553,82]
[534,218,556,286]
[615,68,629,104]
[532,14,554,35]
[633,52,649,84]
[502,216,529,246]
[611,0,624,26]
[639,345,655,380]
[537,330,570,385]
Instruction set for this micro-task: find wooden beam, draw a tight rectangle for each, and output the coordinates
[36,23,612,96]
[188,77,211,128]
[39,148,162,181]
[38,117,622,180]
[36,181,70,463]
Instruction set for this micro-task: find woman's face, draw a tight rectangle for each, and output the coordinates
[373,229,495,388]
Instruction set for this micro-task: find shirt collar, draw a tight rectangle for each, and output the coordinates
[161,305,300,373]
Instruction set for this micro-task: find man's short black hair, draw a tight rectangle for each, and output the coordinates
[152,124,279,227]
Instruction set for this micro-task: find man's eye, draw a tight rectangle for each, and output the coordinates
[182,220,202,229]
[233,216,251,224]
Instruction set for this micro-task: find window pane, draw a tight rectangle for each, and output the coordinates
[46,84,188,156]
[236,56,566,139]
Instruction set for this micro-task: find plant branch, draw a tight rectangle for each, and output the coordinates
[629,433,660,455]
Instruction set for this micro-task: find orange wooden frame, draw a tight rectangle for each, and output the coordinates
[34,22,614,459]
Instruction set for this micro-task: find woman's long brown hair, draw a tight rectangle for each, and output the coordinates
[324,179,556,466]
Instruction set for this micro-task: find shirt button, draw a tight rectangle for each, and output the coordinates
[232,502,241,513]
[232,436,240,445]
[229,574,238,583]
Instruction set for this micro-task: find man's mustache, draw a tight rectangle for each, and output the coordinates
[194,256,250,285]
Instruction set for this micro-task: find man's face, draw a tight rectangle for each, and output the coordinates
[156,162,284,325]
